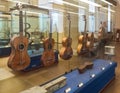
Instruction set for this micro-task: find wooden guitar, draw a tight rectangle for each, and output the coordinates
[8,4,30,71]
[59,14,73,60]
[41,12,55,66]
[77,15,88,55]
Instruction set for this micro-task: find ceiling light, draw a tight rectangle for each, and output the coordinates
[101,7,115,12]
[101,0,113,6]
[79,0,101,7]
[49,0,86,9]
[6,0,29,4]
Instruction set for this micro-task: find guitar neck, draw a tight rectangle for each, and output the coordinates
[49,33,52,39]
[68,13,71,38]
[68,20,71,38]
[19,11,23,36]
[49,11,52,40]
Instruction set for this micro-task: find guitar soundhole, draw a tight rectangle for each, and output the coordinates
[19,44,25,50]
[48,44,52,50]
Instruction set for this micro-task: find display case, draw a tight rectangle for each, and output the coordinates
[0,12,11,57]
[10,4,59,70]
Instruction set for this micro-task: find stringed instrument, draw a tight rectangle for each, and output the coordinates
[8,4,30,71]
[59,14,73,60]
[41,12,55,66]
[77,15,88,55]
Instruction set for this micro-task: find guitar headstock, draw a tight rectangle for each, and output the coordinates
[16,3,23,10]
[67,13,71,21]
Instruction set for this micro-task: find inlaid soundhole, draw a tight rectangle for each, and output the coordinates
[48,44,52,50]
[19,44,24,50]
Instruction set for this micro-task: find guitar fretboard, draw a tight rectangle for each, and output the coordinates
[19,11,23,35]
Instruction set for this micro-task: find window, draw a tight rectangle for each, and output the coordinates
[89,0,95,32]
[89,14,95,32]
[79,9,85,32]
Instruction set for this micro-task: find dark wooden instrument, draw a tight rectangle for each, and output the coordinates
[77,15,88,55]
[59,14,73,60]
[8,4,30,71]
[41,12,55,66]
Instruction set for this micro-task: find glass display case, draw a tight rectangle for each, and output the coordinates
[10,4,50,56]
[9,4,59,70]
[0,12,11,46]
[0,12,11,57]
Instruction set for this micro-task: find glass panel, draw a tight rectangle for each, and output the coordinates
[0,12,11,46]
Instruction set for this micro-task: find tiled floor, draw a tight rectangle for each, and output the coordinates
[0,42,120,93]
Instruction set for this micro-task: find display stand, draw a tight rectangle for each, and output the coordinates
[24,50,59,71]
[54,59,117,93]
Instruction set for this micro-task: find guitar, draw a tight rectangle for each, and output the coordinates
[41,12,55,66]
[59,14,73,60]
[77,15,88,55]
[8,4,30,71]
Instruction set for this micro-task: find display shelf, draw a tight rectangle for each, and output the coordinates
[40,59,117,93]
[0,45,11,57]
[24,50,59,71]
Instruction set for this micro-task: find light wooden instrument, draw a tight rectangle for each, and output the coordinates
[77,15,88,55]
[59,14,73,60]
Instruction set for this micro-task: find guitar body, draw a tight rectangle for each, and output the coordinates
[60,37,73,60]
[41,38,55,66]
[8,36,30,71]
